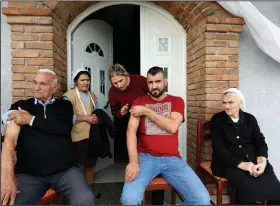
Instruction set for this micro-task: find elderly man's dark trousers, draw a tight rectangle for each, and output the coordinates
[15,166,95,205]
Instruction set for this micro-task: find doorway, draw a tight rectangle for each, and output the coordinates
[86,5,140,75]
[68,2,187,183]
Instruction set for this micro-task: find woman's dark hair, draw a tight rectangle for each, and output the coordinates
[74,71,91,83]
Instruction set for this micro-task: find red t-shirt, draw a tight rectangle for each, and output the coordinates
[109,74,149,119]
[132,94,185,157]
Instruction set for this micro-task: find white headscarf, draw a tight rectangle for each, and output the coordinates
[223,88,246,110]
[71,68,90,88]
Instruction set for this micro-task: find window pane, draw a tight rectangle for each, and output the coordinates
[158,38,168,52]
[85,46,92,53]
[95,44,101,53]
[163,67,168,92]
[99,49,104,57]
[100,70,105,95]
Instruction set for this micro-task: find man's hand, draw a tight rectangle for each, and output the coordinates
[1,168,18,205]
[120,104,129,116]
[86,114,99,124]
[8,107,33,125]
[125,162,140,183]
[129,106,149,117]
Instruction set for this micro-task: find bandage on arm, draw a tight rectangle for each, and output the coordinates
[1,121,20,169]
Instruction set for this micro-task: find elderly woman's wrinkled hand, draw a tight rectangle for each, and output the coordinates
[238,162,256,174]
[251,157,267,177]
[86,114,99,124]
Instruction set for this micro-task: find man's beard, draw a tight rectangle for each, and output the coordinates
[150,88,165,98]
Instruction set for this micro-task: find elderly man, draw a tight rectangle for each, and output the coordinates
[120,66,210,205]
[210,88,280,205]
[1,69,95,205]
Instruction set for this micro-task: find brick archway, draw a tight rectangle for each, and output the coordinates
[3,1,244,171]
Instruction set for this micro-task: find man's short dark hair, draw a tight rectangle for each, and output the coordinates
[147,66,165,76]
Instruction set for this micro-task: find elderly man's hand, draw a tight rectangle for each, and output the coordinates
[8,107,33,125]
[129,106,149,117]
[1,168,18,205]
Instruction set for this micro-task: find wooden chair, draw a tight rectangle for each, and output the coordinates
[142,176,177,205]
[196,121,236,205]
[39,189,58,205]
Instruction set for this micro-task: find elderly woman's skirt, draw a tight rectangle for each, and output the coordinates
[226,162,280,204]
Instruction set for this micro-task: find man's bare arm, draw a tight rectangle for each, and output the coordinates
[126,115,140,164]
[146,110,183,134]
[2,121,20,169]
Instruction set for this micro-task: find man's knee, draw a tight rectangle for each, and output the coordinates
[189,188,210,205]
[69,190,95,206]
[121,186,143,205]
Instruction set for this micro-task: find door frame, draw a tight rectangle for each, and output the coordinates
[66,1,188,161]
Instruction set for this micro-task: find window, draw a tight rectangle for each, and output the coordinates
[158,38,169,52]
[85,67,91,92]
[85,67,91,74]
[163,67,168,92]
[156,36,171,55]
[85,43,104,57]
[100,70,105,95]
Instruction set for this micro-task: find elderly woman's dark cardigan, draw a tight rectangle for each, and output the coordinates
[210,110,280,203]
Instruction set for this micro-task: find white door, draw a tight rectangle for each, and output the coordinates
[72,19,114,172]
[140,7,187,161]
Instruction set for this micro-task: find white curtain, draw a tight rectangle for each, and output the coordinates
[218,1,280,63]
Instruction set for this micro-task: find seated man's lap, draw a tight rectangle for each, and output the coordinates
[16,166,94,205]
[15,174,49,205]
[122,153,160,196]
[52,166,94,204]
[161,156,209,200]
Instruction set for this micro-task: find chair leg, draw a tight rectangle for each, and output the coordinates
[217,181,223,205]
[142,191,146,206]
[171,189,176,205]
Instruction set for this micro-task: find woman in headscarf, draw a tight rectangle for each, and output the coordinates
[210,88,280,205]
[63,69,100,198]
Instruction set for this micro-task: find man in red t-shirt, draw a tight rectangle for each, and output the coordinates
[120,67,210,205]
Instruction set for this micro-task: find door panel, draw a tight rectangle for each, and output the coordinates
[140,7,187,161]
[72,19,114,173]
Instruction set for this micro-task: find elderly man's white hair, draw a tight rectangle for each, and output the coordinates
[223,88,246,110]
[36,69,58,85]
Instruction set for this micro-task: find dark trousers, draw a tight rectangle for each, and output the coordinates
[15,166,95,205]
[114,119,129,163]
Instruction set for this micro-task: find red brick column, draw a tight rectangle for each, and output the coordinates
[3,2,54,103]
[3,2,93,100]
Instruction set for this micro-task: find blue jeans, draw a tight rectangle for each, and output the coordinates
[121,153,210,205]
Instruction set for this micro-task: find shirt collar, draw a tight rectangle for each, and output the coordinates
[34,97,56,105]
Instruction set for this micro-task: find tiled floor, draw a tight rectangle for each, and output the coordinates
[94,163,126,183]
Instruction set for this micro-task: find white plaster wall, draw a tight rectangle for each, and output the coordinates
[239,1,280,179]
[1,2,12,135]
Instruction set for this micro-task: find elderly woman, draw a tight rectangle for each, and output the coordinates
[210,88,280,205]
[63,69,100,198]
